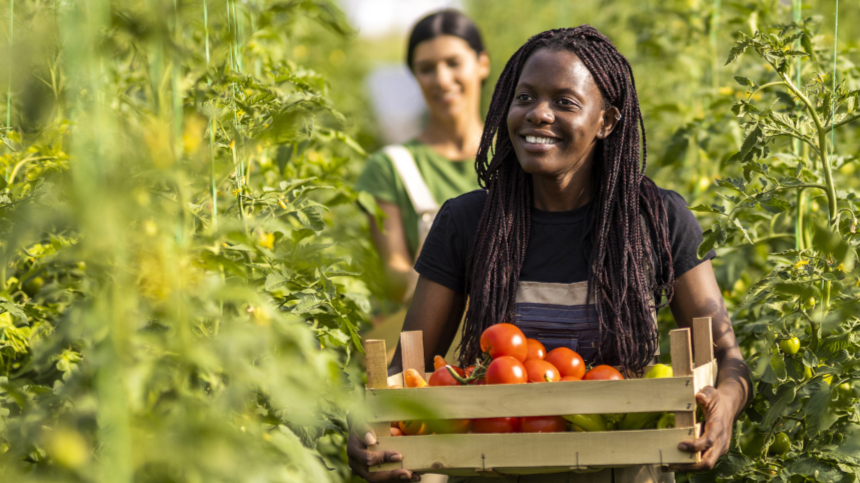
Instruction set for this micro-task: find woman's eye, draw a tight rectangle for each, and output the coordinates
[516,94,531,101]
[447,60,460,68]
[557,98,575,106]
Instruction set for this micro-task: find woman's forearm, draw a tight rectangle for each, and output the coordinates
[715,348,752,419]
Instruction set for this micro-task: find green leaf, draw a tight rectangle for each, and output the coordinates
[296,206,326,232]
[698,224,725,258]
[731,219,754,244]
[265,273,288,291]
[762,353,788,385]
[760,196,792,214]
[762,382,796,427]
[689,204,725,214]
[733,76,756,88]
[725,37,753,65]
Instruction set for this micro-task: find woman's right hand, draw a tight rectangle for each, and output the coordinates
[347,422,420,482]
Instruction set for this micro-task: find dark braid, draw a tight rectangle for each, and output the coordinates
[459,25,674,375]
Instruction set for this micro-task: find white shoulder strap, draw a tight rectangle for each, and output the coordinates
[384,145,439,215]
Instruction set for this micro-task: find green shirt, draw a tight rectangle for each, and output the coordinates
[356,140,481,259]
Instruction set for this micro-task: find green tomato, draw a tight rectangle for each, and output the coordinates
[802,297,816,310]
[837,382,853,397]
[803,366,813,380]
[769,432,791,455]
[23,276,44,297]
[779,337,800,356]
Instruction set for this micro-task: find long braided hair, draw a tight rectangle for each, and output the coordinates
[459,25,674,375]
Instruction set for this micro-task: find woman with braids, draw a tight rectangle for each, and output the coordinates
[349,25,751,483]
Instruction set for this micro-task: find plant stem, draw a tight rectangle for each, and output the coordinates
[796,188,805,250]
[778,72,837,227]
[827,112,860,130]
[5,0,11,128]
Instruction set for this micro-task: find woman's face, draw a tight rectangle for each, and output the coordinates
[412,35,489,120]
[507,48,618,179]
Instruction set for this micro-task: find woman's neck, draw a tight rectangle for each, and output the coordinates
[417,110,483,161]
[531,164,594,212]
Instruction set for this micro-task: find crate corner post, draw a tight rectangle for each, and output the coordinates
[365,339,390,440]
[669,327,700,463]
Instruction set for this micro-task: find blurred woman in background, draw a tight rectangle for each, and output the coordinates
[357,9,490,304]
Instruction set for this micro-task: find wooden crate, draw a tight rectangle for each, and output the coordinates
[365,319,718,477]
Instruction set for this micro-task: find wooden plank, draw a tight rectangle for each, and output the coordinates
[670,328,696,430]
[364,339,390,438]
[370,428,699,473]
[400,331,425,374]
[692,317,715,368]
[366,377,695,422]
[693,359,719,394]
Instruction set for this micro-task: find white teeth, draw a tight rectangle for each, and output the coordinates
[525,135,558,145]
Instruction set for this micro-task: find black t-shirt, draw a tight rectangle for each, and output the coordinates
[415,188,715,295]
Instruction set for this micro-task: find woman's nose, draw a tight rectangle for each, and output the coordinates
[526,102,554,125]
[434,65,455,90]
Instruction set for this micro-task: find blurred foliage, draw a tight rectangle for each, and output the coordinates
[0,0,376,481]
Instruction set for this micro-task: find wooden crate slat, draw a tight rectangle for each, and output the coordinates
[367,377,695,422]
[692,317,715,368]
[364,339,392,438]
[693,359,718,394]
[371,429,698,473]
[400,331,425,374]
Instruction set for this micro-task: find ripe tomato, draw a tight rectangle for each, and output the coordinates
[525,360,561,383]
[390,426,404,437]
[520,416,568,433]
[544,348,586,379]
[428,365,465,387]
[472,417,520,434]
[561,376,582,382]
[480,323,528,362]
[583,365,624,380]
[525,338,546,361]
[427,419,472,434]
[398,420,428,435]
[485,356,527,385]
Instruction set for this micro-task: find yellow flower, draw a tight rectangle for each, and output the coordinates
[794,260,809,270]
[232,188,240,196]
[836,263,846,272]
[258,232,275,249]
[718,87,734,96]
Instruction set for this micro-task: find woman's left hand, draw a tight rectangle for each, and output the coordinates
[667,385,739,472]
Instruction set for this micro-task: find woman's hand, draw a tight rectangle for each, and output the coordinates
[667,386,740,472]
[347,422,420,482]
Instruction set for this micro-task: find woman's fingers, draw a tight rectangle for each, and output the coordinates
[346,430,416,482]
[666,386,732,472]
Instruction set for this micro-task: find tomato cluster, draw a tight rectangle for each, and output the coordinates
[389,323,630,436]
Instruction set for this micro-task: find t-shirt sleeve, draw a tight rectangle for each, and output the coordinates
[355,150,398,204]
[414,200,468,293]
[661,190,716,279]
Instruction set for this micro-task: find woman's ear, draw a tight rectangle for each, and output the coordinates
[597,106,621,140]
[477,52,490,81]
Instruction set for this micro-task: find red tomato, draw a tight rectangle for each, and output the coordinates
[473,417,520,434]
[520,416,568,433]
[583,365,624,380]
[427,419,472,434]
[525,360,561,383]
[561,376,582,382]
[398,420,428,435]
[544,348,586,379]
[485,356,527,385]
[525,339,546,361]
[428,365,465,387]
[480,323,528,362]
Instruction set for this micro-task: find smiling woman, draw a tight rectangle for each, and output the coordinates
[356,10,490,304]
[349,25,752,483]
